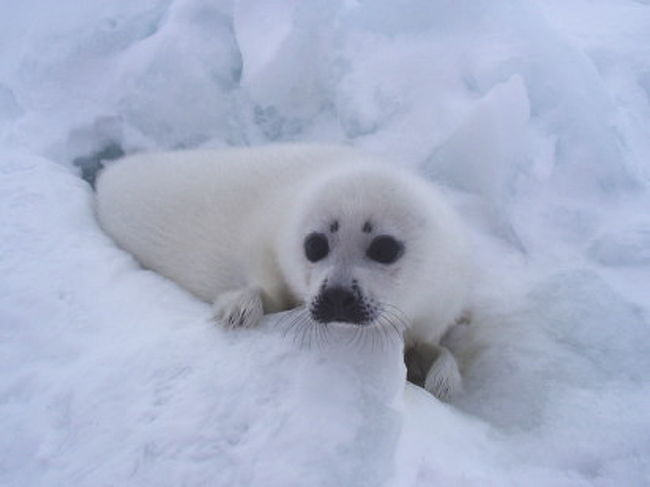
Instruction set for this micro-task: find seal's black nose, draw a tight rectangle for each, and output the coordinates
[323,287,356,312]
[311,286,366,324]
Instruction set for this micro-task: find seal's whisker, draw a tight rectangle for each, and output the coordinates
[299,317,315,348]
[381,303,410,330]
[313,320,322,347]
[350,324,362,349]
[280,307,320,349]
[380,310,407,341]
[373,316,388,351]
[381,316,396,347]
[280,308,309,339]
[324,323,333,346]
[315,320,328,349]
[382,303,409,334]
[371,323,380,352]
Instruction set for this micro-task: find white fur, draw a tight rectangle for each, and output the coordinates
[95,144,472,399]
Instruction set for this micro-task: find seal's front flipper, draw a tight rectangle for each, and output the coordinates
[405,343,462,401]
[424,345,462,401]
[212,287,264,329]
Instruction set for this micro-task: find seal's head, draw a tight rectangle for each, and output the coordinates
[279,163,470,336]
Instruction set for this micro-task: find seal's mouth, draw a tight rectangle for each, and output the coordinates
[308,284,377,325]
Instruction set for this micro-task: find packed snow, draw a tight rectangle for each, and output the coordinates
[1,0,650,485]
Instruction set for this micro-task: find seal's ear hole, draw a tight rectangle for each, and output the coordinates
[304,232,330,262]
[366,235,404,264]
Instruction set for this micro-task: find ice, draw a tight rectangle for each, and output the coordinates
[588,226,650,267]
[0,84,22,123]
[114,0,243,148]
[423,75,530,249]
[424,75,530,199]
[457,270,650,419]
[2,0,650,485]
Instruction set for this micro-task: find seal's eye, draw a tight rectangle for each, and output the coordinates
[304,232,329,262]
[366,235,404,264]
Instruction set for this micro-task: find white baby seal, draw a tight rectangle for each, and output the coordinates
[95,144,472,399]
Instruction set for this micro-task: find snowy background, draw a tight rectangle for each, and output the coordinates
[2,0,650,485]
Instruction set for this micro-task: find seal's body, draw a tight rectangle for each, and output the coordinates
[96,144,471,399]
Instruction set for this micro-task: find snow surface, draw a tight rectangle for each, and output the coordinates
[2,0,650,485]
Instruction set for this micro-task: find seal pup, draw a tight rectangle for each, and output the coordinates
[95,144,471,399]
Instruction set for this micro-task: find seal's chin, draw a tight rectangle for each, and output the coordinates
[310,313,375,327]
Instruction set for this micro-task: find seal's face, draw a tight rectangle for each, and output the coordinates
[301,223,405,325]
[280,165,439,328]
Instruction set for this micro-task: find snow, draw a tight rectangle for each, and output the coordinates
[1,0,650,485]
